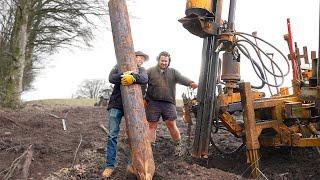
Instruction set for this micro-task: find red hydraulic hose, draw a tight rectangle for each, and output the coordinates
[286,18,298,81]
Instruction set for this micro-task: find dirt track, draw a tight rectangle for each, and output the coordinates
[0,103,319,179]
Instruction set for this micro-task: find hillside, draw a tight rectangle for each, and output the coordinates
[0,100,319,179]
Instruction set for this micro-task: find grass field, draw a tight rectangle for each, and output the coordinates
[28,98,184,107]
[28,98,97,106]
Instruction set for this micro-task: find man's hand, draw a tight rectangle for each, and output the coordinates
[190,82,198,89]
[121,71,136,86]
[143,99,148,108]
[123,71,133,75]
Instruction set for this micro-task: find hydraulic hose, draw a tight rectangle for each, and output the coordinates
[230,32,291,89]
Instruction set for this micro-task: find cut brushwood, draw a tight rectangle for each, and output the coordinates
[1,115,21,127]
[21,145,33,180]
[99,124,108,134]
[48,113,68,131]
[3,145,31,180]
[71,134,83,168]
[48,113,60,119]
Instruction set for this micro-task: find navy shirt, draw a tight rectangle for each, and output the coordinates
[107,65,148,111]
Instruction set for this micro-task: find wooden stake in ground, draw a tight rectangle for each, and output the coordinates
[71,134,83,167]
[108,0,155,179]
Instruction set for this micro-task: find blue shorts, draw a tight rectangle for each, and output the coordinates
[146,100,177,122]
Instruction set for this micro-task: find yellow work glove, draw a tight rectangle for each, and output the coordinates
[121,72,136,86]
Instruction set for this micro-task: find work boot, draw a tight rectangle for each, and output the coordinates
[125,164,137,179]
[126,164,136,175]
[151,141,156,148]
[173,140,183,156]
[102,168,114,178]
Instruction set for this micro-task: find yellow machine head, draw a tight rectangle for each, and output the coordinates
[186,0,213,16]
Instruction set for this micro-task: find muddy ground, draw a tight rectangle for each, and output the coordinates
[0,103,319,180]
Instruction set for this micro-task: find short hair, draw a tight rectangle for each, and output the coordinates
[157,51,171,61]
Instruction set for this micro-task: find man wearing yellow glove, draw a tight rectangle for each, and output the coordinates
[102,51,149,178]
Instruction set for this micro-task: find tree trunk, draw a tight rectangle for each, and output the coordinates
[108,0,155,179]
[5,0,30,108]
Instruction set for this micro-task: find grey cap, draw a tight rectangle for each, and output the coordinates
[135,51,149,61]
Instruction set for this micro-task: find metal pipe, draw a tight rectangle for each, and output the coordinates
[193,0,222,158]
[227,0,237,31]
[215,0,224,26]
[267,53,279,94]
[108,0,155,179]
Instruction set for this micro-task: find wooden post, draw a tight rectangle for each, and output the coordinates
[108,0,155,179]
[240,82,260,178]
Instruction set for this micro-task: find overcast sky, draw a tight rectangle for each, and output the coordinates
[22,0,319,101]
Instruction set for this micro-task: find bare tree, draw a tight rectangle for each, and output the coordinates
[75,79,111,99]
[0,0,134,108]
[21,0,109,92]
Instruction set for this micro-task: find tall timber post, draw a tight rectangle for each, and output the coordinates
[108,0,155,179]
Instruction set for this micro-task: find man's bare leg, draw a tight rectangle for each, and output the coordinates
[165,120,180,141]
[165,120,183,156]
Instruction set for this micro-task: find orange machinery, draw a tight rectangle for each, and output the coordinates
[180,0,320,178]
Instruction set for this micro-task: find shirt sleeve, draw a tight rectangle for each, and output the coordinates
[133,67,148,84]
[108,66,122,84]
[174,69,193,86]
